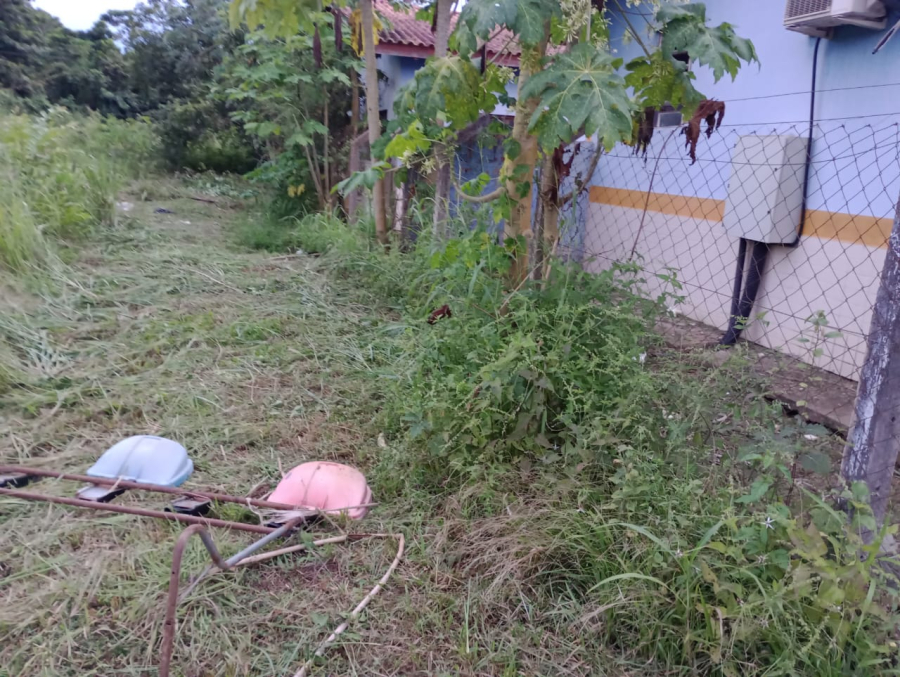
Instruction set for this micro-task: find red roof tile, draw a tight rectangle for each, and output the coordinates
[366,0,521,66]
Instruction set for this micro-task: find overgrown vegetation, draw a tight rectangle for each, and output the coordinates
[0,110,157,271]
[312,215,900,676]
[3,168,899,675]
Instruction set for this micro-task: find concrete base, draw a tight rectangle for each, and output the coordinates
[657,315,858,434]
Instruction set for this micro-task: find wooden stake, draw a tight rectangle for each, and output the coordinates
[841,194,900,533]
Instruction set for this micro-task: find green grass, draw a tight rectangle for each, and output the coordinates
[0,110,158,273]
[234,210,372,256]
[1,180,897,676]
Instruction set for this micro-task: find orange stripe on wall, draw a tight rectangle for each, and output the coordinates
[588,186,725,221]
[588,186,892,249]
[803,210,892,250]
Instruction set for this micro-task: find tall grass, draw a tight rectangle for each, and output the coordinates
[0,108,159,272]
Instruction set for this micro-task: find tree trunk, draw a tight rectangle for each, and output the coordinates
[532,162,546,281]
[344,68,361,218]
[433,145,452,241]
[841,195,900,535]
[361,0,388,245]
[350,67,360,141]
[537,151,560,281]
[431,0,453,244]
[501,38,548,285]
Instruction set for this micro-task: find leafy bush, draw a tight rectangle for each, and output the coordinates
[373,229,675,488]
[153,100,257,174]
[244,149,320,218]
[0,88,49,115]
[344,220,900,675]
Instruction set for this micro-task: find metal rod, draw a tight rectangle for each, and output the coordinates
[0,465,311,512]
[160,526,211,677]
[0,487,277,534]
[159,518,305,677]
[235,535,351,568]
[224,519,299,566]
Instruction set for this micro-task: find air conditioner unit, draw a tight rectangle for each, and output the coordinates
[655,110,683,128]
[784,0,886,36]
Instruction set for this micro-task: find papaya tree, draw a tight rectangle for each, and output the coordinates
[387,1,757,282]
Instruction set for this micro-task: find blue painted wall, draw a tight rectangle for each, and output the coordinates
[378,55,518,120]
[377,53,514,233]
[377,55,425,120]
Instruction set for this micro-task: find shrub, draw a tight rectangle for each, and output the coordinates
[244,147,319,218]
[375,228,676,488]
[358,219,899,675]
[154,100,257,174]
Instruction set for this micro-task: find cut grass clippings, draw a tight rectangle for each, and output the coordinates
[0,185,624,676]
[0,187,406,676]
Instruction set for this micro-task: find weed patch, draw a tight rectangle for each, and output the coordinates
[0,109,158,272]
[307,224,900,675]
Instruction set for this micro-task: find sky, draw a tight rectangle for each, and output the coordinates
[34,0,141,31]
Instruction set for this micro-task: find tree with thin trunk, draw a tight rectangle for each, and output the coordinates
[431,0,453,243]
[221,13,354,213]
[360,0,389,245]
[228,0,388,239]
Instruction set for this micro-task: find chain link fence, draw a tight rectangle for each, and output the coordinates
[557,113,900,397]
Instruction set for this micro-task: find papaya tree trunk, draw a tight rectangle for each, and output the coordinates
[361,0,388,245]
[536,151,559,281]
[501,37,548,285]
[431,0,453,243]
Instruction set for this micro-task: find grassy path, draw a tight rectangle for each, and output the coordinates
[0,182,596,677]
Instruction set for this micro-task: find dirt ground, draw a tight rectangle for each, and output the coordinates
[657,316,858,434]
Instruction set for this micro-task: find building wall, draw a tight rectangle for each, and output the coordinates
[376,54,518,119]
[376,54,423,119]
[581,0,900,380]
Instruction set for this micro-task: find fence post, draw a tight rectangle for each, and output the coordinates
[841,193,900,531]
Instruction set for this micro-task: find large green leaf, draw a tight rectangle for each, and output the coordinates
[384,120,432,159]
[229,0,341,36]
[656,3,708,24]
[320,68,351,86]
[657,3,758,82]
[452,0,558,55]
[521,43,634,149]
[395,56,487,130]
